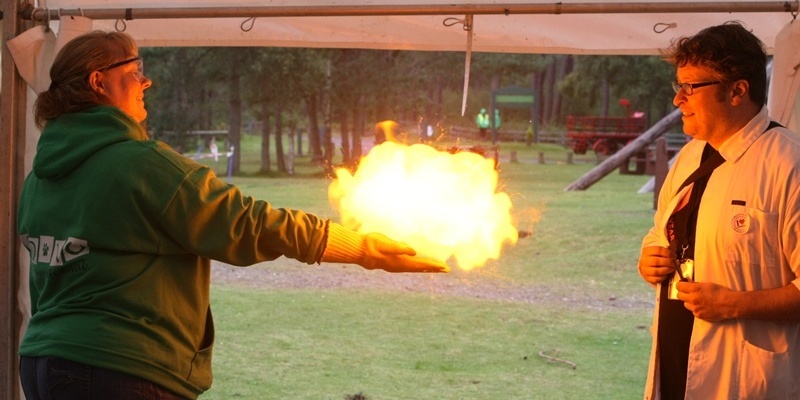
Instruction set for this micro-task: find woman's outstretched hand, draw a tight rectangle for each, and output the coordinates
[360,233,450,273]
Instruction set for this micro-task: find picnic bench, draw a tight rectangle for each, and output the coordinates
[565,115,647,155]
[619,131,687,175]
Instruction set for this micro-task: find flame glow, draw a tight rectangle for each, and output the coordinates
[328,142,518,270]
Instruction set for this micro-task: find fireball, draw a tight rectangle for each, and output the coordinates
[328,141,518,270]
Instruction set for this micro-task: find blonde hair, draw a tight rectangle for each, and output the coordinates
[34,30,138,128]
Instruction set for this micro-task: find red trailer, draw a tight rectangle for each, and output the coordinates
[565,115,647,155]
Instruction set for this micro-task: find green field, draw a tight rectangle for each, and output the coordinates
[198,134,658,399]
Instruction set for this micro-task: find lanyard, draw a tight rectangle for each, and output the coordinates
[676,143,725,260]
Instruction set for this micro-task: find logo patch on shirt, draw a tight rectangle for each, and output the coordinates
[20,234,90,266]
[731,213,751,234]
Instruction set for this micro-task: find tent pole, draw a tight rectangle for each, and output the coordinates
[460,14,473,117]
[1,0,27,397]
[21,2,800,21]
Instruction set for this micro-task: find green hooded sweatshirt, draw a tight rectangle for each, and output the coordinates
[17,106,329,398]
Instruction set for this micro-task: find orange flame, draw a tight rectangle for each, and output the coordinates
[329,142,518,270]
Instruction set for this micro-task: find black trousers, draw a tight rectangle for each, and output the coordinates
[20,356,189,400]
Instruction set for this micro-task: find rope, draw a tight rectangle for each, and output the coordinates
[241,17,256,32]
[653,22,677,33]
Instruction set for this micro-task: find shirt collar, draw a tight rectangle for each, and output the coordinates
[717,106,770,163]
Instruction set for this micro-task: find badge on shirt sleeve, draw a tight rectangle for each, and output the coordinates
[731,213,751,234]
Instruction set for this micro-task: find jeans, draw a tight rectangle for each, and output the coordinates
[19,356,189,400]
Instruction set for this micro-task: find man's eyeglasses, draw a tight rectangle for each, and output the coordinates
[98,56,143,72]
[672,81,721,96]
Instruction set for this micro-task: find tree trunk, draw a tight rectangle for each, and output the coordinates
[198,88,208,133]
[275,107,286,172]
[353,94,365,161]
[555,55,574,123]
[338,107,351,164]
[172,50,190,152]
[227,55,242,175]
[434,74,443,128]
[533,71,544,129]
[305,93,323,163]
[375,58,388,121]
[322,57,334,171]
[287,119,296,175]
[491,74,501,92]
[260,101,271,173]
[543,59,557,125]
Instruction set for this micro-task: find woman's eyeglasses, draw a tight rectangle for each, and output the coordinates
[98,57,143,72]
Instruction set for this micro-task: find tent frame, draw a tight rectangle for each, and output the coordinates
[18,2,800,20]
[2,1,799,399]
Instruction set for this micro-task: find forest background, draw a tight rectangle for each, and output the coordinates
[138,48,678,174]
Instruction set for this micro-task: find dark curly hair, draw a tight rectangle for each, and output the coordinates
[659,21,767,107]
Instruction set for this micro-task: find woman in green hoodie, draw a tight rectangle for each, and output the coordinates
[17,30,448,399]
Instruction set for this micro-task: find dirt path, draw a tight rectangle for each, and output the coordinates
[211,259,653,311]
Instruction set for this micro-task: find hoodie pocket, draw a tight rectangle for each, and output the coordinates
[187,307,215,391]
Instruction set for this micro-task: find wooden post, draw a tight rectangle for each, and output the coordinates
[510,151,518,163]
[564,109,682,191]
[566,152,573,165]
[538,152,545,164]
[2,1,27,398]
[653,137,670,209]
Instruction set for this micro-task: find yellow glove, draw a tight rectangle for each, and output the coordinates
[361,232,449,272]
[322,222,449,273]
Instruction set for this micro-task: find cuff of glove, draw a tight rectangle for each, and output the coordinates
[321,222,366,264]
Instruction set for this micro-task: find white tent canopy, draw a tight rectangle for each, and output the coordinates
[769,18,800,131]
[3,2,800,399]
[19,1,800,54]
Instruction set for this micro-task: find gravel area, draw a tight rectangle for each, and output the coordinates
[211,258,653,311]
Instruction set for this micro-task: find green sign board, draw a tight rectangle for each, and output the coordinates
[495,94,535,105]
[490,86,538,143]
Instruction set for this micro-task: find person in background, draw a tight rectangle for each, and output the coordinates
[475,107,490,139]
[17,30,448,400]
[525,122,535,146]
[209,136,219,162]
[492,109,502,141]
[374,119,399,144]
[637,22,800,400]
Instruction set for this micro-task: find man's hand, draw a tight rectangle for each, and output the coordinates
[676,281,738,322]
[361,233,450,273]
[638,246,677,285]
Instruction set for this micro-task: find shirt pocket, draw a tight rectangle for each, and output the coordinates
[737,339,791,399]
[722,207,782,289]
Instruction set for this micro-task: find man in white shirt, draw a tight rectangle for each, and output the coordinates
[638,22,800,400]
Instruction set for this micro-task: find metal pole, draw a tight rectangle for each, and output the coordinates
[21,1,799,21]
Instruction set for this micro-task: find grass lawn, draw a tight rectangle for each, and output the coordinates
[198,134,659,399]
